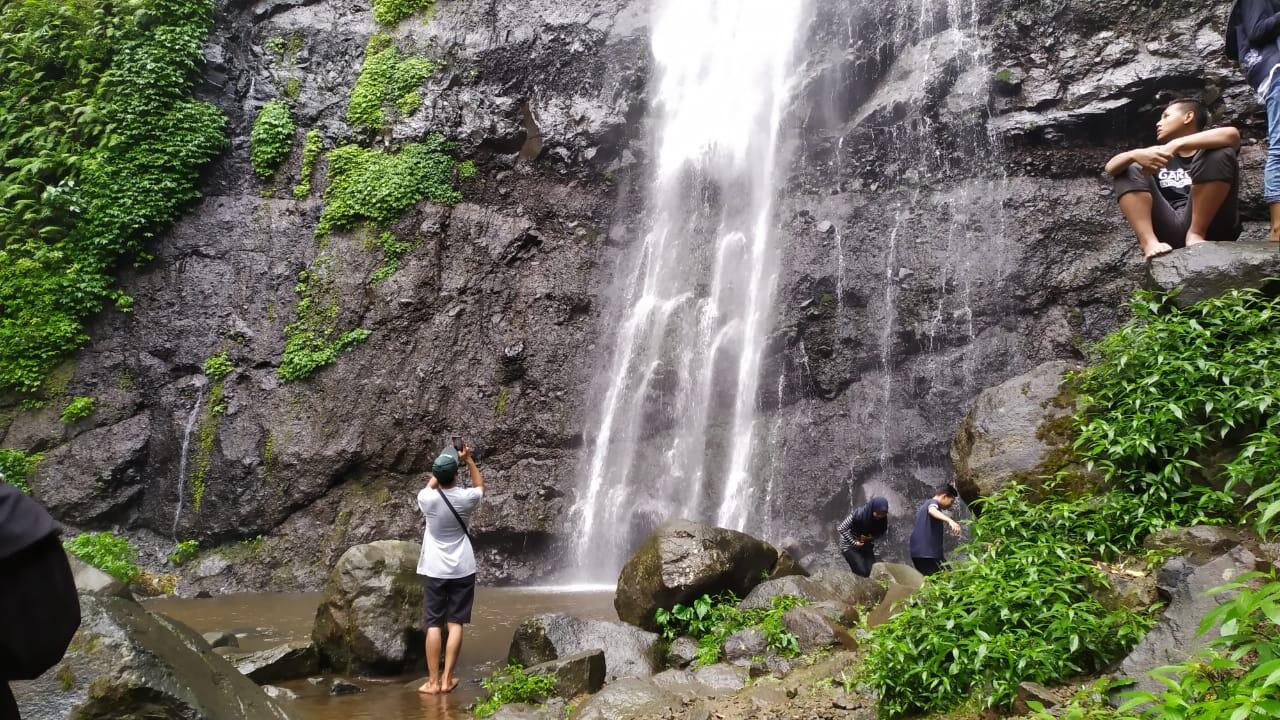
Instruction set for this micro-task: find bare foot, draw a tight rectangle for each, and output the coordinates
[417,680,440,695]
[444,676,460,694]
[1269,230,1280,244]
[1184,233,1207,247]
[1142,241,1174,260]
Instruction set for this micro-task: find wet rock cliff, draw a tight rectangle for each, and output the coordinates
[0,0,1263,587]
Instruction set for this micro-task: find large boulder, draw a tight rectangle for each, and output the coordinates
[228,640,320,684]
[807,568,889,608]
[1146,241,1280,309]
[312,540,424,675]
[739,575,865,624]
[1115,545,1261,698]
[782,607,857,652]
[615,520,779,631]
[1142,525,1246,565]
[66,552,132,599]
[509,613,661,680]
[573,677,681,720]
[12,595,289,720]
[524,649,606,698]
[951,361,1084,501]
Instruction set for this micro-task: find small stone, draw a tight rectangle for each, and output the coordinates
[202,631,238,650]
[833,693,860,710]
[667,636,699,669]
[816,221,834,234]
[328,678,363,695]
[262,685,298,701]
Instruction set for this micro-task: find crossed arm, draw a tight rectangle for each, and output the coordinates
[1104,127,1241,177]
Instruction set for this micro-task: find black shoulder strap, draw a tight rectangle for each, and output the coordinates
[436,488,472,541]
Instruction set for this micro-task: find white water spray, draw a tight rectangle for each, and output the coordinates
[172,381,206,538]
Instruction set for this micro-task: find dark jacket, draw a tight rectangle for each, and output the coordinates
[837,496,889,551]
[0,484,58,561]
[1227,0,1280,95]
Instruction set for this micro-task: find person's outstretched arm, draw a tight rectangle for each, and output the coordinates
[1105,146,1173,176]
[1166,126,1241,154]
[928,504,962,536]
[459,444,484,492]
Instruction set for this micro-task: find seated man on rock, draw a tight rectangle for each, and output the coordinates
[1106,98,1241,260]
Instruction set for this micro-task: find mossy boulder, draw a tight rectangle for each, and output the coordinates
[11,595,288,720]
[311,540,424,675]
[614,519,779,631]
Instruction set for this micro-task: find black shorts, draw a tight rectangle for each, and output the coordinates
[422,574,476,627]
[912,557,945,576]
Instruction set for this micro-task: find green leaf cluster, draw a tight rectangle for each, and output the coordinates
[372,0,436,25]
[293,130,324,199]
[278,255,372,381]
[0,0,226,394]
[60,395,96,423]
[250,100,295,179]
[0,449,41,494]
[64,531,140,583]
[315,137,462,237]
[474,663,556,718]
[654,592,806,666]
[368,231,413,283]
[347,35,437,131]
[168,539,200,566]
[202,352,233,381]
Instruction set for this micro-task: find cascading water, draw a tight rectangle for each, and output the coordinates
[571,0,809,575]
[172,381,206,538]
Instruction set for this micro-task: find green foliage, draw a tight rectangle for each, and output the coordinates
[65,532,139,583]
[865,486,1158,717]
[654,593,806,666]
[495,386,510,416]
[347,35,437,131]
[0,449,41,494]
[190,377,227,513]
[168,539,200,566]
[250,100,295,179]
[60,395,96,423]
[368,231,413,283]
[1074,289,1280,530]
[458,160,478,180]
[293,130,324,200]
[372,0,435,25]
[0,0,226,394]
[474,664,556,718]
[203,352,233,381]
[279,255,372,380]
[315,137,462,237]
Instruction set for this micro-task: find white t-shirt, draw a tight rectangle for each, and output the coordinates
[416,485,483,579]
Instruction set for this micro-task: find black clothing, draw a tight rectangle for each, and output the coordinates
[1227,0,1280,93]
[912,557,945,576]
[422,573,476,627]
[837,497,889,551]
[0,484,58,562]
[842,544,875,578]
[1113,147,1242,247]
[909,499,945,560]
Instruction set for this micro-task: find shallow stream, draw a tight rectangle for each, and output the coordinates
[147,586,616,720]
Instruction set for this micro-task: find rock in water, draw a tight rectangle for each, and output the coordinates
[11,595,289,720]
[951,360,1083,501]
[524,649,606,698]
[229,640,320,684]
[1146,241,1280,309]
[509,613,660,680]
[312,540,425,675]
[203,630,239,650]
[614,519,779,631]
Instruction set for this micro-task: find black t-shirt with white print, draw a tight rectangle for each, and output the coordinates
[1156,154,1193,211]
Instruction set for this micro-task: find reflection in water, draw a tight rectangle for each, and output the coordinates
[147,586,617,720]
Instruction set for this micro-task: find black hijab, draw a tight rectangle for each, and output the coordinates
[848,496,890,540]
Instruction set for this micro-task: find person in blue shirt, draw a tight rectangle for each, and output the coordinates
[1227,0,1280,243]
[908,485,963,576]
[836,496,889,577]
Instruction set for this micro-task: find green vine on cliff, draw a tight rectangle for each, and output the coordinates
[59,395,96,424]
[278,255,371,381]
[0,0,226,394]
[250,100,296,179]
[372,0,436,26]
[0,449,42,494]
[347,35,437,131]
[294,130,324,199]
[315,137,462,237]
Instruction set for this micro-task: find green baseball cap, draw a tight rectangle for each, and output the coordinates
[432,452,459,483]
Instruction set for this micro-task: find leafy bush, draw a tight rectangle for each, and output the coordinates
[65,531,140,583]
[278,255,372,381]
[372,0,435,25]
[315,138,462,237]
[250,100,295,178]
[0,0,226,394]
[473,664,556,718]
[168,539,200,566]
[60,395,96,423]
[654,592,806,666]
[202,352,233,381]
[347,35,437,131]
[0,449,41,494]
[293,130,324,199]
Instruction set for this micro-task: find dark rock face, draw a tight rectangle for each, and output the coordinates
[951,361,1081,501]
[1,0,1268,585]
[1142,525,1247,565]
[1116,545,1260,697]
[508,613,661,680]
[615,520,780,631]
[11,595,289,720]
[311,540,424,675]
[1146,242,1280,308]
[524,649,607,698]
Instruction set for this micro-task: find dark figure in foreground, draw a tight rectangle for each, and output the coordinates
[837,496,889,577]
[415,444,485,695]
[1227,0,1280,242]
[0,484,80,719]
[908,484,962,577]
[1106,98,1241,260]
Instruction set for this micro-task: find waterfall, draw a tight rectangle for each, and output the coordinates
[571,0,808,575]
[172,382,206,538]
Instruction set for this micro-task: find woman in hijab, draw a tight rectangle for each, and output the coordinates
[837,496,889,577]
